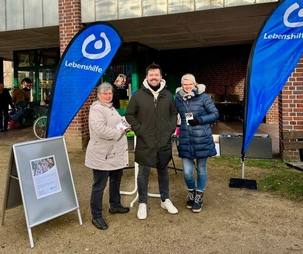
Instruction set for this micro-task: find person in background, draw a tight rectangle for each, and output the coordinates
[125,63,178,220]
[175,74,219,213]
[0,83,14,132]
[12,86,26,106]
[85,82,130,230]
[21,78,32,102]
[12,86,26,127]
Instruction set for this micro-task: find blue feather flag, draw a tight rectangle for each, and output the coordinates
[46,22,122,137]
[242,0,303,158]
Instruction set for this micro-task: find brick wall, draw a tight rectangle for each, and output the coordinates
[161,46,248,100]
[162,45,279,124]
[265,98,279,124]
[280,56,303,161]
[59,0,82,55]
[199,46,278,124]
[195,45,248,101]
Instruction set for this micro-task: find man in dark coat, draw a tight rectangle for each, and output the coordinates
[0,83,14,131]
[125,63,178,220]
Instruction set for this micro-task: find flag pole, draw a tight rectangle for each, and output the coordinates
[229,154,257,190]
[241,159,245,179]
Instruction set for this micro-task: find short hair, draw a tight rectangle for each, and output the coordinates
[97,82,113,94]
[146,63,162,75]
[181,73,196,86]
[21,78,32,84]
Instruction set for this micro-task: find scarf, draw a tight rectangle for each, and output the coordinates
[179,86,198,101]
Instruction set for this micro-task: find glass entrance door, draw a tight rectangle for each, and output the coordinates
[14,48,59,104]
[39,69,55,106]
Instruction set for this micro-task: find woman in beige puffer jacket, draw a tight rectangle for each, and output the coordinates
[85,82,130,230]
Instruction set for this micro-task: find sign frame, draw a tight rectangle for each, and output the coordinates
[1,136,82,248]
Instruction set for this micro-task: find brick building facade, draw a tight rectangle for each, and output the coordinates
[57,0,302,162]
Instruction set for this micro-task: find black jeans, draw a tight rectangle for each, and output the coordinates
[137,164,169,203]
[90,169,123,219]
[0,109,9,130]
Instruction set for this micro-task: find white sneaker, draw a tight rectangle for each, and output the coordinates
[137,203,147,220]
[161,199,178,214]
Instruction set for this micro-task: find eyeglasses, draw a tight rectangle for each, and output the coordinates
[183,83,194,87]
[100,92,113,96]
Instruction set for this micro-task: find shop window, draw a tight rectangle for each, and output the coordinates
[39,69,55,105]
[16,51,35,67]
[38,49,59,66]
[14,48,59,102]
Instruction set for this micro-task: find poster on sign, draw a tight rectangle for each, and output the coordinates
[30,155,62,199]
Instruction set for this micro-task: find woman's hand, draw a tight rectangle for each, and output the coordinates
[119,127,126,135]
[119,127,131,136]
[125,127,132,133]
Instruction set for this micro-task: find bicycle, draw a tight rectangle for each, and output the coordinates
[9,101,48,139]
[33,115,47,139]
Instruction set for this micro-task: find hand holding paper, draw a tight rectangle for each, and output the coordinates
[116,116,131,130]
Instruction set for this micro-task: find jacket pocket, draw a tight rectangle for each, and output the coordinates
[105,145,114,160]
[156,145,172,170]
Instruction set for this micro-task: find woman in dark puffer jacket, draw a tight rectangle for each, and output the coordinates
[175,74,219,213]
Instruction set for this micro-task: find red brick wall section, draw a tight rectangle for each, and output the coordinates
[192,46,247,101]
[279,56,303,161]
[58,0,90,149]
[185,45,278,124]
[59,0,82,55]
[265,97,278,124]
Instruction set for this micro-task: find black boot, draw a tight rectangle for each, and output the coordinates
[186,189,196,209]
[192,191,203,213]
[92,217,108,230]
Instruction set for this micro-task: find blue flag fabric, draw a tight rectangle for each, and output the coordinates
[242,0,303,157]
[46,22,122,138]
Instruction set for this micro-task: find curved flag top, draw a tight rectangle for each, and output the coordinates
[46,22,122,138]
[242,0,303,158]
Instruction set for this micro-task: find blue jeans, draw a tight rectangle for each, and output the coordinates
[182,157,208,192]
[90,169,123,219]
[137,164,169,203]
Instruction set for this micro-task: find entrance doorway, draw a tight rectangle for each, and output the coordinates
[14,48,60,105]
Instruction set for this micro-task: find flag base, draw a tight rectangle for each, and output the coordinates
[229,178,257,190]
